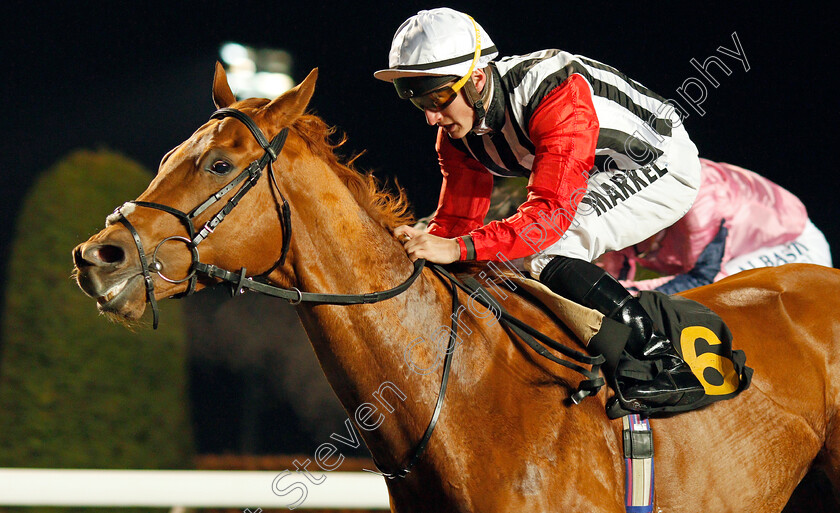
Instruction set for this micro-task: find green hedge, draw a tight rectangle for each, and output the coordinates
[0,150,193,512]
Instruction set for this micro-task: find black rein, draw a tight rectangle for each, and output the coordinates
[109,107,604,481]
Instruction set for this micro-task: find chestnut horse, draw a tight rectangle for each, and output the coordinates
[73,64,840,512]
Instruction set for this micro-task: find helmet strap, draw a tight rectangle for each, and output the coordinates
[464,80,486,123]
[464,72,493,128]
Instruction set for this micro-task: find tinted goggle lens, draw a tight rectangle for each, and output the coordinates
[394,15,482,113]
[408,86,459,111]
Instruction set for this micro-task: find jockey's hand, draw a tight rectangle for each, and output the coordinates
[394,225,460,264]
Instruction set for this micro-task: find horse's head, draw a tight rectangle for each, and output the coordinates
[73,63,320,326]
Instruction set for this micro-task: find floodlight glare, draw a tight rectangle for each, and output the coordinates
[220,42,251,67]
[219,42,296,100]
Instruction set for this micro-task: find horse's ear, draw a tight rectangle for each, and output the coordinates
[212,61,237,109]
[264,68,318,125]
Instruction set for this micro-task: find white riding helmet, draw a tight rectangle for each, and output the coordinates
[373,8,498,83]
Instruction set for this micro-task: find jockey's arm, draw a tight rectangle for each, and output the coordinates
[397,75,598,264]
[461,75,598,261]
[425,129,495,239]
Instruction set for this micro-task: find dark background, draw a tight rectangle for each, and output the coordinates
[4,2,836,259]
[2,1,836,454]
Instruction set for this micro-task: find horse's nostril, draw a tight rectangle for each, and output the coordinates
[97,245,125,264]
[73,246,92,268]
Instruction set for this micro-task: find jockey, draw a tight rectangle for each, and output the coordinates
[375,7,706,413]
[598,159,833,294]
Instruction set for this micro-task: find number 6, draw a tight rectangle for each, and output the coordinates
[679,326,739,396]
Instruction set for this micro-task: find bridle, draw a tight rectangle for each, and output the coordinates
[110,106,604,480]
[111,107,426,330]
[112,108,291,328]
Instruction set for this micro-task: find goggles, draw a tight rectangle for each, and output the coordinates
[393,15,482,111]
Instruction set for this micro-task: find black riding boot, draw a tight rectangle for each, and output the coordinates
[539,256,705,408]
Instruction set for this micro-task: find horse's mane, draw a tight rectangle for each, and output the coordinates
[291,114,415,230]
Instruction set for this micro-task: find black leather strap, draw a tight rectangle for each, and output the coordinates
[133,201,197,239]
[190,163,258,220]
[117,108,292,327]
[118,216,159,329]
[193,258,426,305]
[365,266,460,480]
[366,264,606,479]
[433,266,605,402]
[113,106,608,483]
[212,108,272,150]
[192,163,263,245]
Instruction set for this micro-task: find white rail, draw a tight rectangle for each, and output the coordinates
[0,468,390,508]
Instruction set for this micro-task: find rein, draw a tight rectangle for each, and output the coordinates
[111,107,604,480]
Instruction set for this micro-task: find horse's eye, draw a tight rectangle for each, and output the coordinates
[208,160,233,175]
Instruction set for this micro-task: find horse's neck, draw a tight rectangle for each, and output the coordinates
[279,158,451,467]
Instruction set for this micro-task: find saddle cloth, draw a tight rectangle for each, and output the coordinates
[502,274,753,417]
